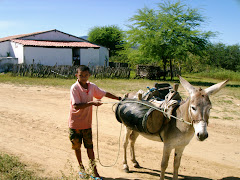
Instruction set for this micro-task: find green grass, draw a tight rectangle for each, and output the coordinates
[221,100,234,104]
[223,117,234,120]
[0,153,46,180]
[182,73,240,100]
[0,73,175,95]
[0,152,89,180]
[1,72,239,98]
[0,73,76,88]
[186,68,240,81]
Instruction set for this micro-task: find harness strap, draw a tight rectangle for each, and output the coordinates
[159,132,164,142]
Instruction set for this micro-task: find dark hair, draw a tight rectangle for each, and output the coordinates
[76,65,90,73]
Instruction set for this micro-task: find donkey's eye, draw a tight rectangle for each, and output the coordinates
[191,106,196,111]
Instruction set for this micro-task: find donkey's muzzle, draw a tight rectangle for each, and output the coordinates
[197,132,208,141]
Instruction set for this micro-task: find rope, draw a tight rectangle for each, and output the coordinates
[95,105,122,167]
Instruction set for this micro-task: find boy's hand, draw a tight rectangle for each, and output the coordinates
[73,100,102,110]
[91,100,103,106]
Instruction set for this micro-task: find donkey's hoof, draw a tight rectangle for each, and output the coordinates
[124,168,130,173]
[133,162,140,168]
[123,164,130,173]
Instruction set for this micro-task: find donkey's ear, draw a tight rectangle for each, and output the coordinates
[204,79,228,96]
[178,75,196,95]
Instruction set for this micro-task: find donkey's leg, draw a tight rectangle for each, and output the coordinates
[123,127,132,173]
[160,145,172,180]
[129,130,140,168]
[173,147,185,180]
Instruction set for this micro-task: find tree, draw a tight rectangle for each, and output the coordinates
[88,25,125,57]
[125,0,214,80]
[206,43,240,71]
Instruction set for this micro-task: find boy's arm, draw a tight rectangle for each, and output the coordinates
[105,92,121,100]
[73,100,102,110]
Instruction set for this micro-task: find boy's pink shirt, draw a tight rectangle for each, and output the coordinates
[68,80,106,130]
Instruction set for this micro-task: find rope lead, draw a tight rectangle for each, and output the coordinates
[96,106,122,167]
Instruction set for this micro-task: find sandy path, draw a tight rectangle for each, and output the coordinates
[0,83,240,180]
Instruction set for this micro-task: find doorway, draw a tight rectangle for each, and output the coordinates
[72,48,80,66]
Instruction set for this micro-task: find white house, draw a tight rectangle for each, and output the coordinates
[0,29,109,67]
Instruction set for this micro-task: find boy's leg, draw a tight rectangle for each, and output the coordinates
[87,148,99,177]
[69,129,85,170]
[75,148,84,170]
[83,128,100,177]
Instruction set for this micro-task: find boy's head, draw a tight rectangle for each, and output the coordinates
[76,65,91,84]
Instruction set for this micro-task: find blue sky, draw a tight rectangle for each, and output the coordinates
[0,0,239,45]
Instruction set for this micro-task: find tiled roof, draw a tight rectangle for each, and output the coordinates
[0,29,87,43]
[12,39,100,48]
[0,30,53,42]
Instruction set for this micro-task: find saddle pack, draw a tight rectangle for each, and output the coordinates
[115,83,182,134]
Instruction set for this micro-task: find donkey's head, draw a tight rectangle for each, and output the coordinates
[179,76,228,141]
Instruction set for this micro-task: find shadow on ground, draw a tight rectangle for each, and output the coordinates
[103,166,240,180]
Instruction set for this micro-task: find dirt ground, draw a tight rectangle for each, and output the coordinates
[0,83,240,180]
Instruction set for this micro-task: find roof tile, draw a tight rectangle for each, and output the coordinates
[12,39,100,48]
[0,30,53,42]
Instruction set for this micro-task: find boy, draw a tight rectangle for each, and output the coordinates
[68,65,121,179]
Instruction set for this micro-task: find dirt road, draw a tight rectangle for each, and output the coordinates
[0,83,239,180]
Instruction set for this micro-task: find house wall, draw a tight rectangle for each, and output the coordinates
[0,41,10,57]
[24,46,72,66]
[22,30,83,42]
[11,42,24,63]
[80,48,99,66]
[99,46,109,66]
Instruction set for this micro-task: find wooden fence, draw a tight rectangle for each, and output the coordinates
[136,65,166,79]
[91,66,130,78]
[11,64,131,79]
[109,62,129,68]
[136,65,180,80]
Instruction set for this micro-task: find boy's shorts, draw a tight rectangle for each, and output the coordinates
[69,128,93,149]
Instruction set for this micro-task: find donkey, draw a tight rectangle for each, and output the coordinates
[121,76,228,180]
